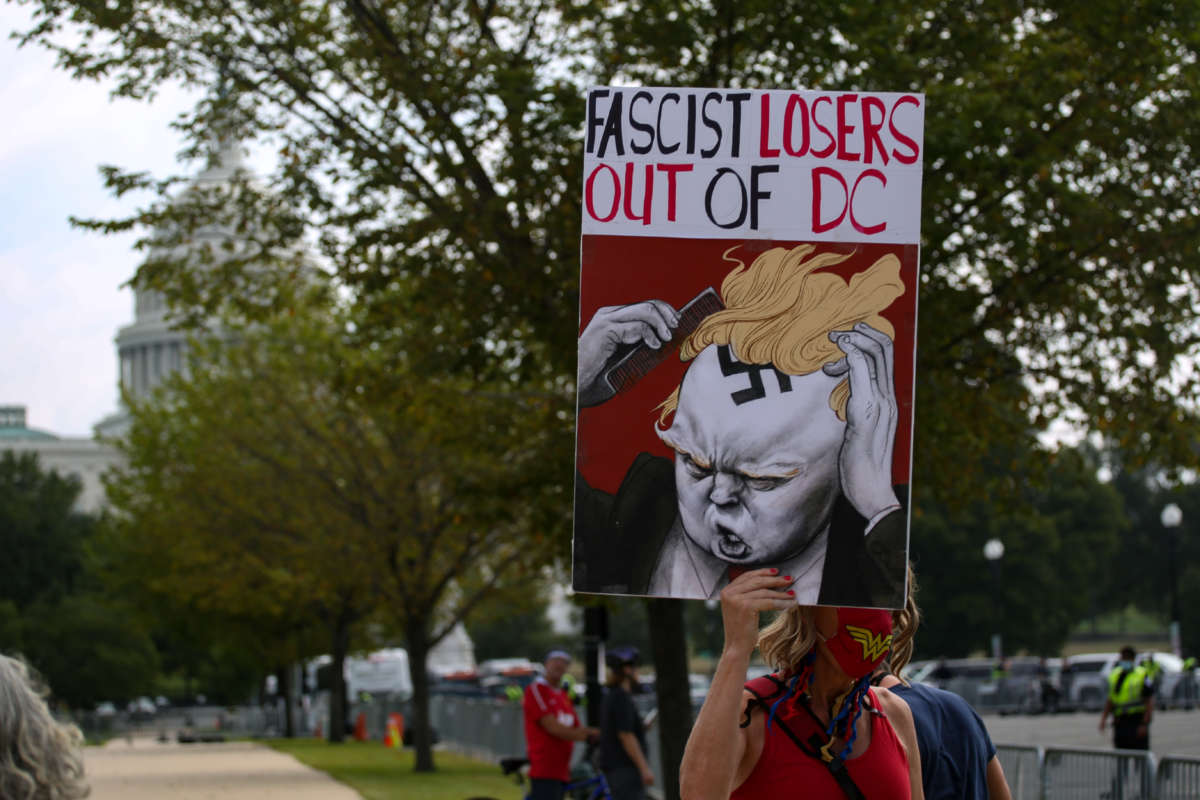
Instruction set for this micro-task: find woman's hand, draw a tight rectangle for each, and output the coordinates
[720,567,795,659]
[682,568,793,800]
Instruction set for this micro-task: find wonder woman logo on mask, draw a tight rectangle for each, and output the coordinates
[845,625,893,662]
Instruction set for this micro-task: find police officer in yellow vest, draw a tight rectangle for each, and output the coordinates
[1099,645,1155,750]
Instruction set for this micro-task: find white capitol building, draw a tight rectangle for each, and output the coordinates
[2,143,249,511]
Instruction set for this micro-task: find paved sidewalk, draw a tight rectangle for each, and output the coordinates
[85,736,362,799]
[985,707,1200,757]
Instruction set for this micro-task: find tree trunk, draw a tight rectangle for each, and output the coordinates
[406,619,436,772]
[328,613,352,743]
[647,598,691,800]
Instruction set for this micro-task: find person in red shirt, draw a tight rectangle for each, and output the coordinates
[523,650,599,800]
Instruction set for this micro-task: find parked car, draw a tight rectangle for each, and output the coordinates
[127,696,157,720]
[1063,652,1113,711]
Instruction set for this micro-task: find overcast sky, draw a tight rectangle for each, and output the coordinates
[1,5,196,437]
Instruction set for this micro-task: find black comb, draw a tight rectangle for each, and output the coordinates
[602,287,725,395]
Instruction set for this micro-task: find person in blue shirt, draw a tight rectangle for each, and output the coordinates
[874,662,1011,799]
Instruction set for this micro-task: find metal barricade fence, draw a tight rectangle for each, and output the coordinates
[996,744,1042,800]
[1156,755,1200,800]
[427,694,665,798]
[429,695,525,763]
[1041,746,1155,800]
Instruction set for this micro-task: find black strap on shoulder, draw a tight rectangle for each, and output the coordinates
[740,675,789,729]
[805,733,868,800]
[749,691,869,800]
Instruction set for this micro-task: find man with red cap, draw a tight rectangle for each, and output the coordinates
[522,650,599,800]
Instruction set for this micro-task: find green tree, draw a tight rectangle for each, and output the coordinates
[911,445,1125,657]
[19,595,160,710]
[0,452,94,610]
[105,302,557,765]
[467,592,567,663]
[1101,457,1200,657]
[0,452,160,707]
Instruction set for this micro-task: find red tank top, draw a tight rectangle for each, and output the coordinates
[731,676,910,800]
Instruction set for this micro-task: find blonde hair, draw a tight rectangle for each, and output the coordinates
[656,245,904,425]
[757,606,818,679]
[889,565,921,677]
[0,655,89,800]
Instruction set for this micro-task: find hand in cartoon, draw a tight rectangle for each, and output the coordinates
[823,322,900,523]
[577,301,679,407]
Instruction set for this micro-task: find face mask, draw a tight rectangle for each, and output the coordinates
[817,607,895,679]
[1118,660,1134,671]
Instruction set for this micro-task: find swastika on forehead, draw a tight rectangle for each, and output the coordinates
[717,345,793,405]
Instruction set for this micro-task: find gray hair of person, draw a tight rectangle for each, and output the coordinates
[0,654,90,800]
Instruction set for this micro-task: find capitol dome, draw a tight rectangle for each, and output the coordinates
[94,137,253,439]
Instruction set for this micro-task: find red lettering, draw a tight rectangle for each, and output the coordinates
[889,95,921,164]
[585,164,620,222]
[656,163,693,222]
[850,169,887,234]
[759,94,780,157]
[783,94,810,157]
[811,167,848,233]
[623,162,654,225]
[811,97,836,158]
[860,96,888,166]
[836,94,860,161]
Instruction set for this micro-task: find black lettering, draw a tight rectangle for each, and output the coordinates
[597,91,625,158]
[718,345,792,405]
[658,92,681,154]
[586,89,610,154]
[629,91,654,155]
[704,168,747,229]
[701,91,723,158]
[726,91,751,158]
[749,164,779,231]
[687,94,697,154]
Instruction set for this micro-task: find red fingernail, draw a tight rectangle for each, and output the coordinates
[787,590,795,596]
[783,575,792,581]
[770,567,779,574]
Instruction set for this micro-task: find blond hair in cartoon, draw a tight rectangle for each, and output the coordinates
[657,244,904,425]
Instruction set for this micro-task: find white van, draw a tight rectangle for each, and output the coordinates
[346,648,414,700]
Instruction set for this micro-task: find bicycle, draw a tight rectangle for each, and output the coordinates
[499,755,614,800]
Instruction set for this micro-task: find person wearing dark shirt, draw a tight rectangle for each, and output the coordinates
[598,646,653,799]
[875,664,1011,800]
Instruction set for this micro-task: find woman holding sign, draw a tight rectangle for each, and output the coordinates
[679,571,922,800]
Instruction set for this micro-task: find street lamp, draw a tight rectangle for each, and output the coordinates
[1162,503,1183,657]
[983,538,1005,661]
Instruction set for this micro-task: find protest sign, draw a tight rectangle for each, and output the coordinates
[573,88,924,609]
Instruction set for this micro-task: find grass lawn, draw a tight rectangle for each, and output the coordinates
[267,739,525,800]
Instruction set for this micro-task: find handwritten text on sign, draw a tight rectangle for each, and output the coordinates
[582,88,925,244]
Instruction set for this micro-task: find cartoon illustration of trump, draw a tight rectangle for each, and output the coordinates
[573,243,910,609]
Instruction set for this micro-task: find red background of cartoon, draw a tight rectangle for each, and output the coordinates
[576,235,919,496]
